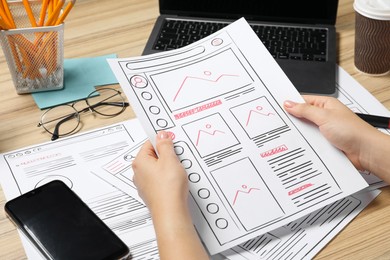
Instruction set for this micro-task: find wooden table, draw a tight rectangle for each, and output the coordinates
[0,0,389,259]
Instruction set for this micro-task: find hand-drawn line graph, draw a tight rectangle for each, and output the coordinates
[245,105,275,126]
[173,71,239,102]
[195,123,226,146]
[231,97,287,139]
[182,113,239,158]
[150,49,253,111]
[102,141,145,189]
[232,184,261,206]
[212,158,284,230]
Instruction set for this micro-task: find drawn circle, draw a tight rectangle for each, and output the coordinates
[215,218,228,229]
[180,159,192,169]
[204,71,212,76]
[256,106,263,111]
[35,175,73,189]
[206,124,211,129]
[188,172,201,183]
[149,106,161,115]
[211,38,223,46]
[141,91,153,100]
[174,145,184,155]
[130,75,148,88]
[207,203,219,214]
[124,154,135,162]
[156,118,168,128]
[198,188,210,199]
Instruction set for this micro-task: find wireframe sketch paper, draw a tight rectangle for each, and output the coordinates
[108,18,368,254]
[0,120,160,260]
[222,190,379,260]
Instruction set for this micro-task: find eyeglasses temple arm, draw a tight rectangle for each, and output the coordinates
[51,113,78,141]
[88,102,130,110]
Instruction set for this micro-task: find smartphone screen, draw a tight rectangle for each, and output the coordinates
[5,180,130,260]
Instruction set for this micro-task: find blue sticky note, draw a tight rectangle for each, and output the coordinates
[32,54,118,109]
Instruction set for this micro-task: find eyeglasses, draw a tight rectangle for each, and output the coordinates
[37,88,129,141]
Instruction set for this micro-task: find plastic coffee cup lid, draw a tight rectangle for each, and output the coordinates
[354,0,390,20]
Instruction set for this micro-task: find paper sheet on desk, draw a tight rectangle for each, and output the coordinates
[108,18,368,254]
[222,190,379,260]
[0,120,160,260]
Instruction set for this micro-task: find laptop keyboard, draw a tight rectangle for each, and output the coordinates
[152,19,328,62]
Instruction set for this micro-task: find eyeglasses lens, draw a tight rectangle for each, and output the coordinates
[41,105,80,136]
[86,88,125,116]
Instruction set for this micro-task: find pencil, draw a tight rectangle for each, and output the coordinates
[1,0,15,28]
[0,0,5,24]
[8,37,23,72]
[0,15,10,29]
[48,0,53,16]
[44,0,64,26]
[22,0,37,27]
[38,0,49,26]
[0,14,11,30]
[0,2,12,29]
[55,0,76,25]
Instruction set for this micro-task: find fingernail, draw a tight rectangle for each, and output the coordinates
[157,131,170,140]
[284,100,296,108]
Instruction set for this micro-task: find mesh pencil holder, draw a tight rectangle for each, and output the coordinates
[0,24,64,94]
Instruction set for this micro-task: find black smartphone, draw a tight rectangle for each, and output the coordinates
[4,180,130,260]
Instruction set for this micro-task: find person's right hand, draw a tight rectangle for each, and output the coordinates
[283,95,382,171]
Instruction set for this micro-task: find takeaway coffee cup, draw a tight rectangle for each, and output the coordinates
[354,0,390,75]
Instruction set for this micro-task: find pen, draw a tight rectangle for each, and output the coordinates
[356,113,390,129]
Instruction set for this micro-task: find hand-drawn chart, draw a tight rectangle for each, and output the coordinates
[211,158,284,230]
[182,113,240,157]
[150,49,253,111]
[102,140,145,189]
[230,97,287,139]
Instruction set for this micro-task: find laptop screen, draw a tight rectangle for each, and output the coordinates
[160,0,338,25]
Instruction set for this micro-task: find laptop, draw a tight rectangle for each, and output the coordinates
[143,0,339,95]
